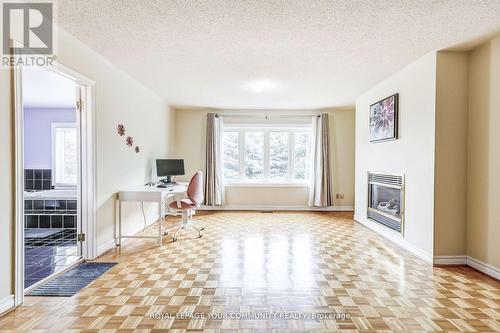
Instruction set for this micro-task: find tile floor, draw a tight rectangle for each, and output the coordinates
[24,228,80,288]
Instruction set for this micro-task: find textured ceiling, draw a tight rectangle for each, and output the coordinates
[58,0,500,109]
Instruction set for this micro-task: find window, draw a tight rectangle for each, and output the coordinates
[52,123,78,187]
[222,126,312,183]
[269,132,289,179]
[294,132,311,180]
[244,132,264,179]
[223,132,239,179]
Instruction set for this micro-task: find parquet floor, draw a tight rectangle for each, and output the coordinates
[1,212,499,332]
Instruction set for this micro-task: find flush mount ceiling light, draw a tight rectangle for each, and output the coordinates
[245,80,275,93]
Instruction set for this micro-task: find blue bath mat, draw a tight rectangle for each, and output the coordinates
[27,262,116,297]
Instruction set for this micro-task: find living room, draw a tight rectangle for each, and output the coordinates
[0,1,499,331]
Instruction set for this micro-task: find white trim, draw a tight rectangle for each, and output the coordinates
[433,255,500,280]
[354,214,433,263]
[78,83,98,260]
[465,257,500,280]
[97,238,117,257]
[224,182,309,188]
[12,44,24,308]
[355,216,499,279]
[98,215,161,257]
[0,295,15,316]
[225,124,312,129]
[433,255,467,265]
[201,205,354,211]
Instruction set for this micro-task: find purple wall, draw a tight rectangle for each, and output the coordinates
[24,108,76,169]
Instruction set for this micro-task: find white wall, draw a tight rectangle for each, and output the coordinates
[174,108,355,208]
[0,28,175,308]
[355,52,437,260]
[55,30,176,251]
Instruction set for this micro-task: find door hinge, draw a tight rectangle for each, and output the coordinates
[77,233,85,242]
[76,100,84,111]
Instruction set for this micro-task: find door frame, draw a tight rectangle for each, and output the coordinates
[13,53,97,306]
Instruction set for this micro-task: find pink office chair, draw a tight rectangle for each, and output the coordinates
[168,171,205,241]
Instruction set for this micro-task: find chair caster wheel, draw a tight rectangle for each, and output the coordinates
[172,237,177,242]
[163,231,169,235]
[200,227,205,231]
[196,234,203,239]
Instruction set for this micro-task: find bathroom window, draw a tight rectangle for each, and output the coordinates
[52,123,78,187]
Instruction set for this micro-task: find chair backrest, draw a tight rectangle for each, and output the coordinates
[187,171,204,205]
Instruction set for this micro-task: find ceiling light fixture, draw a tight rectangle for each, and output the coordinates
[246,80,275,93]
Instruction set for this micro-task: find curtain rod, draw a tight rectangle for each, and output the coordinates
[215,113,321,118]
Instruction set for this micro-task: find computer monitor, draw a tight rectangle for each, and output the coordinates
[156,159,185,183]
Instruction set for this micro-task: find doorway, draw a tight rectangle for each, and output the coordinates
[14,63,96,303]
[22,67,82,289]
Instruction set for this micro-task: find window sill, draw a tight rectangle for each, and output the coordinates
[224,181,309,188]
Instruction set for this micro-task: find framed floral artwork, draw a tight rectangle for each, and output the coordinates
[369,93,399,142]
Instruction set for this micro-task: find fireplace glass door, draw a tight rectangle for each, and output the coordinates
[369,184,401,220]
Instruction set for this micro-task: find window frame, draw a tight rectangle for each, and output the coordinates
[51,122,78,188]
[222,124,312,186]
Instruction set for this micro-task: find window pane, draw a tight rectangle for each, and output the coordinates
[269,132,289,179]
[244,132,264,179]
[294,132,311,180]
[223,132,239,179]
[54,126,77,185]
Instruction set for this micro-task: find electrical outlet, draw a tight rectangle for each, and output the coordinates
[335,194,340,199]
[336,193,344,199]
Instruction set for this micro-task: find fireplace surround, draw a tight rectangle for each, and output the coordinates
[367,172,404,234]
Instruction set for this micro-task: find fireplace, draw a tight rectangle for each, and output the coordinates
[367,172,404,234]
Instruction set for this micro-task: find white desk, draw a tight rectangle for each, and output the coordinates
[118,183,188,247]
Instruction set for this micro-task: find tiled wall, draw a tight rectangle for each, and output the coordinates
[24,199,77,229]
[25,169,53,190]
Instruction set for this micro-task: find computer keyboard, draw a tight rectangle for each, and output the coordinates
[157,183,174,188]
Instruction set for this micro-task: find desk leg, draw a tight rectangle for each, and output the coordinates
[159,201,163,247]
[118,199,122,250]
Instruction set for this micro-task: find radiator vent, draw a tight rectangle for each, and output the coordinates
[368,173,403,187]
[367,210,402,233]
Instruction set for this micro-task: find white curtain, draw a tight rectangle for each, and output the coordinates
[204,113,225,206]
[309,113,334,207]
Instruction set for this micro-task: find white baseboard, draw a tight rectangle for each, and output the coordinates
[0,295,15,316]
[200,205,354,212]
[433,255,500,280]
[97,238,117,257]
[354,215,433,263]
[433,255,467,265]
[465,256,500,280]
[97,218,159,257]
